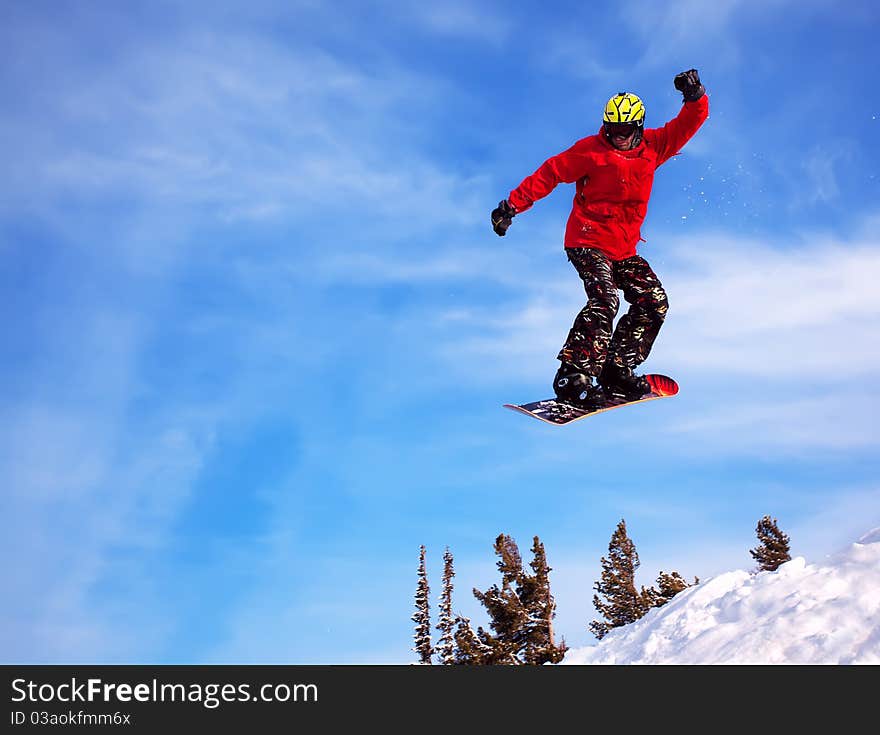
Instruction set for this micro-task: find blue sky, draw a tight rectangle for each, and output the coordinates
[2,0,879,663]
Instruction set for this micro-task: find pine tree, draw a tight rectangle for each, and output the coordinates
[521,536,568,665]
[750,515,792,572]
[590,519,653,640]
[435,547,456,665]
[452,615,492,665]
[411,545,433,664]
[470,533,568,664]
[652,571,690,607]
[640,584,659,611]
[472,534,529,664]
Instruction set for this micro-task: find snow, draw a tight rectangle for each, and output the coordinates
[561,529,880,665]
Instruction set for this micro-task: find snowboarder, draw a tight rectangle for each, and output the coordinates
[492,69,709,406]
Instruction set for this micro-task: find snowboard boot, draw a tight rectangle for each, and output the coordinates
[553,362,605,408]
[598,362,651,401]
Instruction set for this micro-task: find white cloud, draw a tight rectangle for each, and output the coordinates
[533,35,627,85]
[622,0,800,71]
[1,26,483,229]
[458,226,880,374]
[661,233,880,375]
[396,221,880,453]
[666,393,880,453]
[0,291,221,661]
[406,2,515,43]
[1,406,212,661]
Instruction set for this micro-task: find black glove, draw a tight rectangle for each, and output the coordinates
[674,69,705,102]
[491,199,516,236]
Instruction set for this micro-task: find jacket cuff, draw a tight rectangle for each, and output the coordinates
[507,194,529,213]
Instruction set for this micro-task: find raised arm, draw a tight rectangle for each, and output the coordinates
[651,69,710,166]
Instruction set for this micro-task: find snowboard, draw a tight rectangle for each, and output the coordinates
[504,374,678,426]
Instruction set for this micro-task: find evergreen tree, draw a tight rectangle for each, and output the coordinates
[750,515,792,572]
[521,537,568,664]
[411,545,433,664]
[640,584,659,611]
[435,547,456,665]
[472,534,529,664]
[590,519,653,640]
[652,571,690,607]
[471,534,568,664]
[452,615,492,665]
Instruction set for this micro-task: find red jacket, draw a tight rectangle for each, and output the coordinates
[507,95,709,260]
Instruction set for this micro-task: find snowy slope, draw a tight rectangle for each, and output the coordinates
[561,529,880,665]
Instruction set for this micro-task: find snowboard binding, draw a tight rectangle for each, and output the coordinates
[553,362,606,409]
[598,362,652,401]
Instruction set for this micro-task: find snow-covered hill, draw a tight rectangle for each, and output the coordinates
[561,529,880,665]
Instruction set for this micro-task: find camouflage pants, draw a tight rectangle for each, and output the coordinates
[557,248,669,376]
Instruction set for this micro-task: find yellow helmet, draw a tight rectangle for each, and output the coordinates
[603,92,646,126]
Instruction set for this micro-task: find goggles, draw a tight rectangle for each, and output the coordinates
[604,121,638,136]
